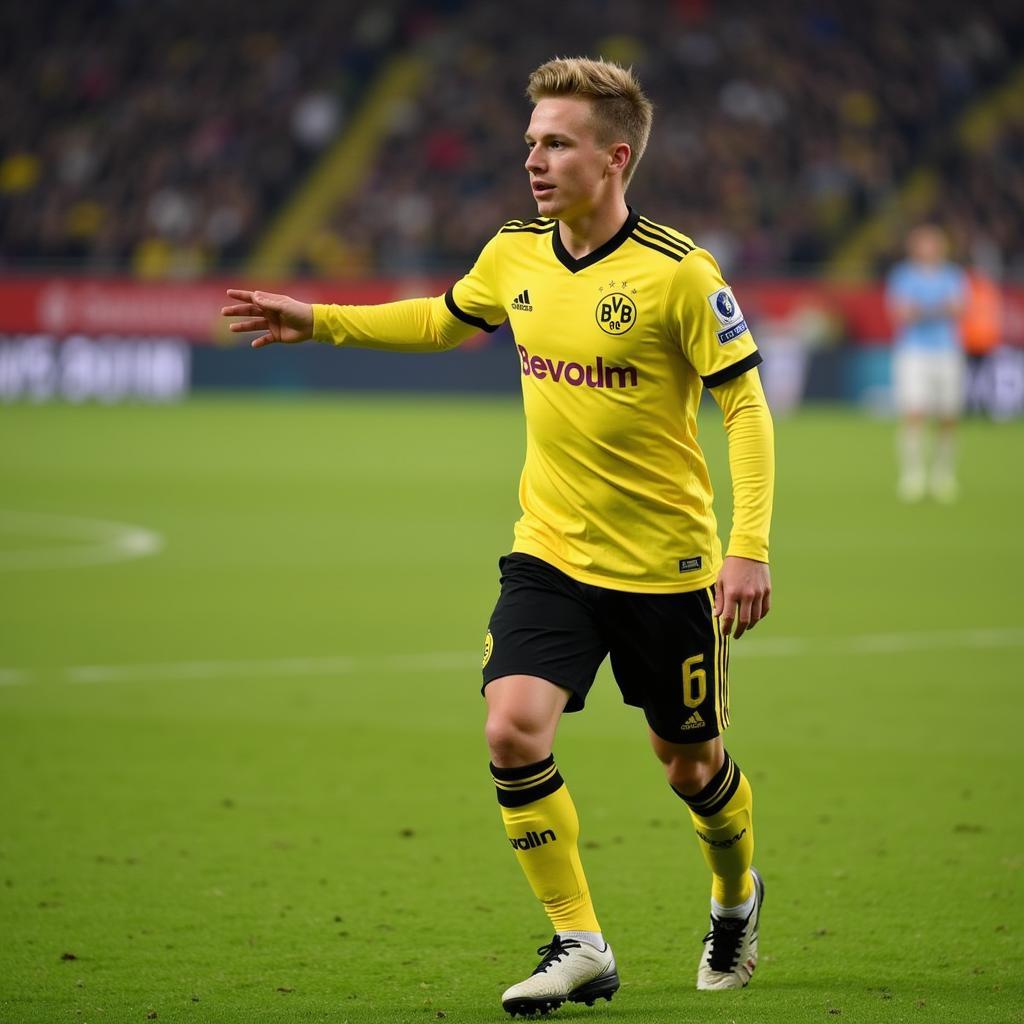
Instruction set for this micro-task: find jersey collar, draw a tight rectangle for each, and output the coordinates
[552,207,641,274]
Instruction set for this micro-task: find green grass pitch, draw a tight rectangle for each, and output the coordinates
[1,395,1021,1024]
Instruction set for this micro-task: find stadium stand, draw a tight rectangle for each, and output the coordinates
[0,0,418,275]
[1,1,1022,278]
[327,0,1024,278]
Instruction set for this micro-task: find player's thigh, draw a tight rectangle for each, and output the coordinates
[603,585,729,743]
[894,347,932,416]
[935,349,967,418]
[481,553,607,714]
[484,673,572,750]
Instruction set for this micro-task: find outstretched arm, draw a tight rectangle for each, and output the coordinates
[223,231,507,353]
[221,289,482,352]
[708,370,775,639]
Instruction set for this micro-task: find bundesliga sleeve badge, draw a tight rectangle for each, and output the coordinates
[707,287,749,345]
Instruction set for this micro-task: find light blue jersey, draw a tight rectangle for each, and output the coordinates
[886,262,966,351]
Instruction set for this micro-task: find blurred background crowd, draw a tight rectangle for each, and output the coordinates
[1,0,1023,280]
[0,1,415,276]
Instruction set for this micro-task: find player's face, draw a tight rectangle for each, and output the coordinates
[524,97,624,221]
[908,226,947,264]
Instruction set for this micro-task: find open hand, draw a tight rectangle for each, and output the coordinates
[221,289,314,348]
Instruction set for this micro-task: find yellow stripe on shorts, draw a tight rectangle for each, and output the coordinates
[707,586,732,731]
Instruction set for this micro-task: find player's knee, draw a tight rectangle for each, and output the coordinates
[484,711,549,766]
[663,754,716,795]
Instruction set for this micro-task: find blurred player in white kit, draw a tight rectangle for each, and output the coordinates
[886,225,967,502]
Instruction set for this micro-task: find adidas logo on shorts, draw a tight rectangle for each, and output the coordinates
[682,710,705,731]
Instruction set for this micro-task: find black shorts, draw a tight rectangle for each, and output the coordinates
[481,553,730,743]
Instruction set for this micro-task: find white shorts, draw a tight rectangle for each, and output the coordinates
[893,347,966,418]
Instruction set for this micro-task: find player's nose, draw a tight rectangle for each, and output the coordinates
[525,146,544,174]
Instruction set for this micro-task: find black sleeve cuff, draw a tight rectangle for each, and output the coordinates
[701,350,763,388]
[444,287,501,333]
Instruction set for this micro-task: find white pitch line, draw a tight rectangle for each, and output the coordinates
[0,628,1022,687]
[68,655,356,685]
[732,627,1024,658]
[0,510,163,570]
[64,650,480,685]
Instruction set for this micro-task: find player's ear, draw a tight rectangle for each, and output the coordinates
[608,142,631,177]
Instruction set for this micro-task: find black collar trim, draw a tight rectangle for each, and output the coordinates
[552,208,641,273]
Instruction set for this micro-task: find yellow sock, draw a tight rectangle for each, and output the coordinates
[491,755,601,933]
[674,751,754,907]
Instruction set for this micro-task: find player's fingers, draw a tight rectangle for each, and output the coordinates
[225,289,254,302]
[733,596,753,639]
[252,290,287,311]
[229,318,268,332]
[221,303,262,317]
[719,594,737,638]
[251,334,276,348]
[713,583,725,619]
[745,595,765,633]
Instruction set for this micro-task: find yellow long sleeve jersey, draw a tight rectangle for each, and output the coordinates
[313,209,774,593]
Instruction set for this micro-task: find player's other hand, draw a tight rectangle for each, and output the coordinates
[221,289,314,348]
[714,555,771,639]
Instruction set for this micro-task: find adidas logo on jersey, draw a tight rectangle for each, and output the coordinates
[511,289,533,312]
[681,711,705,731]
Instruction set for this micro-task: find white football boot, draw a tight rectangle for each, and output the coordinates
[501,935,619,1017]
[899,469,927,502]
[696,867,764,990]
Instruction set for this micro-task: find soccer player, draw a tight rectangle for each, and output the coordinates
[886,225,968,502]
[223,57,774,1017]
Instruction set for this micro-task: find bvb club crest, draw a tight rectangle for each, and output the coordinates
[595,292,637,335]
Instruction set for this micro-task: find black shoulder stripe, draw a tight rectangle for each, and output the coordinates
[502,217,552,229]
[444,287,501,333]
[631,235,685,262]
[639,217,695,251]
[701,351,763,388]
[500,225,556,235]
[636,225,693,255]
[630,222,696,253]
[634,225,692,257]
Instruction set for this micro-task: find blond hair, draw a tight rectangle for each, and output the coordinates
[526,57,653,186]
